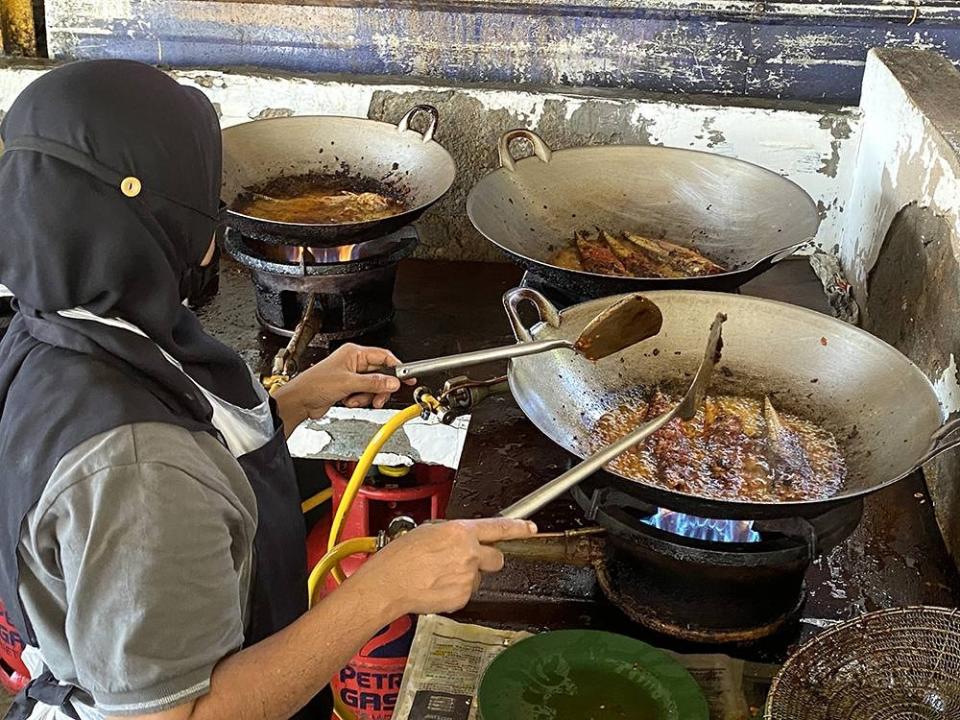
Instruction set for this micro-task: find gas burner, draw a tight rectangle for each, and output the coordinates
[224,226,417,346]
[642,508,760,543]
[241,233,413,266]
[572,477,863,644]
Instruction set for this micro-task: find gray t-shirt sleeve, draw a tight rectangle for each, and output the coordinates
[47,456,249,715]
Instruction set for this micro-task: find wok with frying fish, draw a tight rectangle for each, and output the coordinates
[468,129,820,297]
[503,288,960,520]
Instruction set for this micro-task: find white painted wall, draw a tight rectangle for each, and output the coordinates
[0,63,860,258]
[837,50,960,412]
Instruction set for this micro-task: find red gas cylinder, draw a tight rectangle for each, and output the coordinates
[306,461,454,720]
[0,599,30,694]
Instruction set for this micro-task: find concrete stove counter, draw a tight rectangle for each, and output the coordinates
[198,254,960,663]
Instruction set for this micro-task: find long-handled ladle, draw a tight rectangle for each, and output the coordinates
[383,293,664,380]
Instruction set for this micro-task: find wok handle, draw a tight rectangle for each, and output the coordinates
[397,105,439,143]
[502,287,561,342]
[770,237,814,263]
[740,237,814,271]
[498,129,553,172]
[919,414,960,464]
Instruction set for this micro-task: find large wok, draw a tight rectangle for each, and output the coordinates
[221,106,456,246]
[468,130,820,297]
[503,288,960,520]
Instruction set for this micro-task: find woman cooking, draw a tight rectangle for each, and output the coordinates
[0,60,535,720]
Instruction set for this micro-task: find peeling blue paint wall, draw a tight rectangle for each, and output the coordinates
[44,0,960,103]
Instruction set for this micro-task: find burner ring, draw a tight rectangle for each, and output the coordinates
[595,549,806,644]
[224,229,417,277]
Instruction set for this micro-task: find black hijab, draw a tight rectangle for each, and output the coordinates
[0,62,272,647]
[0,59,260,415]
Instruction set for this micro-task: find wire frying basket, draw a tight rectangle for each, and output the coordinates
[766,606,960,719]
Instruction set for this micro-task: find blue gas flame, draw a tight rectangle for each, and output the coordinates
[643,508,761,543]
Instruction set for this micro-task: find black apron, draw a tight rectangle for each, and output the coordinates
[0,336,332,720]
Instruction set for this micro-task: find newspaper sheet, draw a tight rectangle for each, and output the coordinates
[664,652,780,720]
[393,616,780,720]
[392,615,531,720]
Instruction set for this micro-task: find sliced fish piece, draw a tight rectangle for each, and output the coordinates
[623,231,725,277]
[599,230,661,277]
[575,230,628,276]
[763,396,815,488]
[702,396,769,499]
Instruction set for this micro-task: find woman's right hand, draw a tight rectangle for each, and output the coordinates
[351,518,538,616]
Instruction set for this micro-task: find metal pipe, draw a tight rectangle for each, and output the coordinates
[494,527,605,565]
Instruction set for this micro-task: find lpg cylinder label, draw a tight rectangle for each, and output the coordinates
[335,616,416,719]
[0,601,25,656]
[337,664,403,719]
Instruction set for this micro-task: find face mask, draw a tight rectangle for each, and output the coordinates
[182,202,226,306]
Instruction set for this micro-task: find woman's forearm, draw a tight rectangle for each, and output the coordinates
[123,571,398,720]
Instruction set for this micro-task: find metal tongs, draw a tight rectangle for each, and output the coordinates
[499,312,727,519]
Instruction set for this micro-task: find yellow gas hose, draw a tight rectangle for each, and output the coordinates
[307,537,379,607]
[301,487,334,514]
[327,402,432,583]
[309,538,378,720]
[307,400,437,720]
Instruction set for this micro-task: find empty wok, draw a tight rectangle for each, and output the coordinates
[503,288,960,520]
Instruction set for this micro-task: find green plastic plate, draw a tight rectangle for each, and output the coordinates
[477,630,709,720]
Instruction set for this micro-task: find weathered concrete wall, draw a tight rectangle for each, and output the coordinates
[838,49,960,562]
[0,60,862,261]
[40,0,960,104]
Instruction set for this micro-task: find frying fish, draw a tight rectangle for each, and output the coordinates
[236,189,405,224]
[592,390,846,502]
[623,232,725,277]
[599,230,665,277]
[763,396,815,488]
[550,228,726,279]
[574,230,628,276]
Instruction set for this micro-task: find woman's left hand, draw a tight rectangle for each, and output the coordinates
[274,344,415,435]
